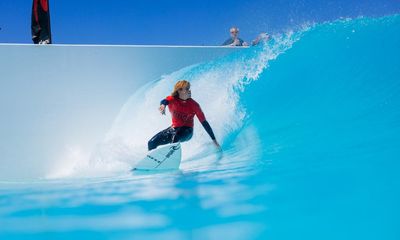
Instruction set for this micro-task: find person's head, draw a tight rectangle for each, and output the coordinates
[172,80,191,100]
[230,27,239,38]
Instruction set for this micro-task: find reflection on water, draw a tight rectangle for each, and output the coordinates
[0,146,272,239]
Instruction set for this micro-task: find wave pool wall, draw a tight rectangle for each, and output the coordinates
[0,44,239,180]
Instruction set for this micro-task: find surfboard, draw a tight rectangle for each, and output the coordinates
[133,142,181,171]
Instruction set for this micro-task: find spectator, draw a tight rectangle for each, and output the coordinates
[222,27,248,46]
[31,0,52,44]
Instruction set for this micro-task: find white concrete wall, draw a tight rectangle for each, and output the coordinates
[0,44,238,180]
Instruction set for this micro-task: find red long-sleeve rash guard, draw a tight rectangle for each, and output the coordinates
[164,96,206,128]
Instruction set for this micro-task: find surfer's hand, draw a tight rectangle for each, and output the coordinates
[213,139,221,150]
[159,104,166,115]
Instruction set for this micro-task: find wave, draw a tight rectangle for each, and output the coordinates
[56,14,400,178]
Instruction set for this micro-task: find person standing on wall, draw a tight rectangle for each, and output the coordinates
[31,0,52,44]
[222,27,248,46]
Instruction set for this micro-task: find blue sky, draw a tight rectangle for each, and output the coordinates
[0,0,399,45]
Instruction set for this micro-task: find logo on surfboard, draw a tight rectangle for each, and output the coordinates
[146,144,181,168]
[133,143,182,171]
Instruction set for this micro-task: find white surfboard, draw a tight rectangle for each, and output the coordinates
[133,143,182,171]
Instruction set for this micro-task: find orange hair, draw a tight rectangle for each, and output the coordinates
[171,80,190,97]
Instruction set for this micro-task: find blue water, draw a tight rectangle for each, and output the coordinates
[1,15,400,239]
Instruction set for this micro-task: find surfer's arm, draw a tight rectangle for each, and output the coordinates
[194,102,220,147]
[194,103,214,140]
[160,99,169,106]
[201,120,216,140]
[201,120,221,148]
[159,97,172,115]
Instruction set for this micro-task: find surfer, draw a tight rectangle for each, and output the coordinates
[148,80,221,151]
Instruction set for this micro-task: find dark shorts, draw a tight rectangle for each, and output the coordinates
[148,126,193,151]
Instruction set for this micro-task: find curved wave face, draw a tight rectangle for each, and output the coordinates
[1,15,400,239]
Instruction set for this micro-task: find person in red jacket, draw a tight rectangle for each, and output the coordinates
[148,80,221,151]
[31,0,52,44]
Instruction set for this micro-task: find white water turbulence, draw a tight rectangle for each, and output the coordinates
[69,31,306,178]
